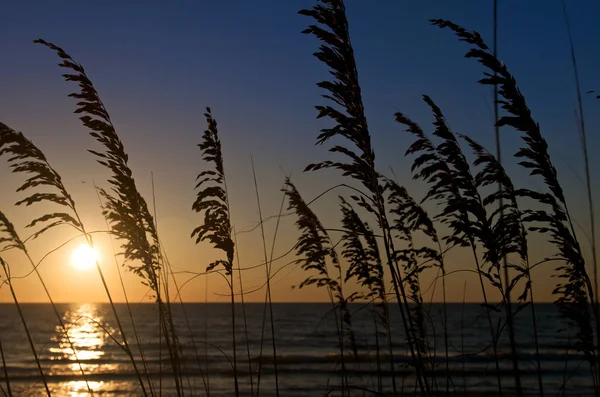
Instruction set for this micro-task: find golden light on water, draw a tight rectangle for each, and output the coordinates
[44,304,141,396]
[70,244,99,271]
[65,380,104,396]
[50,304,114,379]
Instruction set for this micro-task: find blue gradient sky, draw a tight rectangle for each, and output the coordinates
[1,1,599,303]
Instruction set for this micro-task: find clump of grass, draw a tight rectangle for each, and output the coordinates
[192,108,234,270]
[460,134,533,305]
[0,3,597,396]
[399,92,536,393]
[298,1,430,392]
[0,118,152,392]
[284,178,356,395]
[425,94,523,388]
[0,122,103,395]
[432,16,597,385]
[0,123,82,239]
[339,196,390,390]
[35,38,182,396]
[93,182,157,397]
[461,134,544,394]
[396,105,505,392]
[35,40,162,293]
[385,179,450,391]
[340,199,385,305]
[389,201,430,361]
[192,107,240,396]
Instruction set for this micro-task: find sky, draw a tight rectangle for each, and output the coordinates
[1,1,599,303]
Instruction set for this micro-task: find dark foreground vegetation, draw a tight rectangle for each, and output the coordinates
[0,0,597,396]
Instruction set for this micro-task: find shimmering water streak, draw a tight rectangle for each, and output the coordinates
[0,303,593,396]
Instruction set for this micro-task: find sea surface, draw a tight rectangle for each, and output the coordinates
[0,303,593,396]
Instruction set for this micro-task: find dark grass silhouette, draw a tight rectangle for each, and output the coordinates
[0,1,597,396]
[284,178,356,395]
[251,158,281,397]
[396,98,505,394]
[35,38,182,397]
[0,334,11,397]
[561,0,599,380]
[299,1,432,393]
[192,107,240,397]
[431,18,596,379]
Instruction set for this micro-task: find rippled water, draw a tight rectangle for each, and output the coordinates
[0,303,593,396]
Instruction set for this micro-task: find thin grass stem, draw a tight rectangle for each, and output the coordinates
[93,182,156,396]
[561,1,600,388]
[0,258,50,397]
[492,2,522,394]
[251,157,280,397]
[0,334,12,397]
[233,230,255,397]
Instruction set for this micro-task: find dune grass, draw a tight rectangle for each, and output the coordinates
[0,0,598,396]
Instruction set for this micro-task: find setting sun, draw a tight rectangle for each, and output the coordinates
[70,244,99,270]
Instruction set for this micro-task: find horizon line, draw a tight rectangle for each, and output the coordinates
[0,301,557,304]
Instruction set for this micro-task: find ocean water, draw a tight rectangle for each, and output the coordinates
[0,302,593,396]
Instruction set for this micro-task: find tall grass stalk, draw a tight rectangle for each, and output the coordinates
[36,38,181,397]
[0,210,94,396]
[491,2,524,394]
[264,189,288,389]
[284,179,352,395]
[250,157,280,397]
[386,194,431,385]
[459,134,544,395]
[432,17,597,385]
[561,332,572,397]
[92,249,152,397]
[385,179,450,394]
[339,196,397,394]
[561,0,600,379]
[0,124,95,394]
[192,107,239,396]
[461,282,467,395]
[204,274,210,395]
[93,182,156,396]
[0,4,597,396]
[163,246,211,395]
[158,289,163,395]
[154,201,184,396]
[371,317,383,394]
[0,120,149,395]
[405,93,513,393]
[151,172,165,396]
[432,240,450,395]
[162,274,194,396]
[156,228,213,395]
[0,257,50,396]
[229,264,239,397]
[298,2,430,392]
[151,175,187,397]
[396,107,504,393]
[528,279,544,394]
[0,336,11,397]
[233,230,254,397]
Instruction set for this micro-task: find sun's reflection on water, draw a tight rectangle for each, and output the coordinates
[49,304,115,395]
[65,380,104,396]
